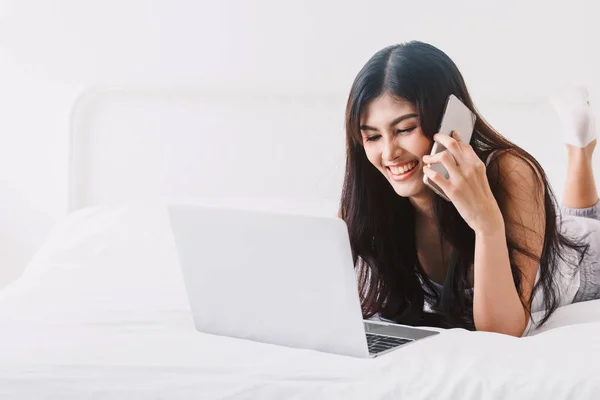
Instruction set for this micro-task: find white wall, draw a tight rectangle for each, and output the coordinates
[0,0,595,287]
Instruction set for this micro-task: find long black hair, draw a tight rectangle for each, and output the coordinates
[340,40,587,330]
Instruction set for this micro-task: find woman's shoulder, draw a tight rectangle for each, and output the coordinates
[485,148,528,168]
[485,149,544,189]
[485,148,548,230]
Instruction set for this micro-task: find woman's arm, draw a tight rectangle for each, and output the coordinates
[473,153,544,336]
[472,225,526,335]
[423,134,543,336]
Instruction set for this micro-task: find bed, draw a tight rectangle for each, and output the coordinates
[1,86,599,399]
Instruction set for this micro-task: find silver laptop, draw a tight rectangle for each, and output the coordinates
[167,203,439,358]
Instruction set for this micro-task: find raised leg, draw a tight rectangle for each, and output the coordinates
[551,86,599,215]
[563,141,599,210]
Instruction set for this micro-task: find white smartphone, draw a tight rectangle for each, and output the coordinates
[423,94,477,201]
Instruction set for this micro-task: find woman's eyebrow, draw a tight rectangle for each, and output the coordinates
[360,113,418,131]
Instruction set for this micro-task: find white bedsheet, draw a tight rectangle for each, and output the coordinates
[1,203,600,399]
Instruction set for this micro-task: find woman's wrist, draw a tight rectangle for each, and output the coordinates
[474,208,505,238]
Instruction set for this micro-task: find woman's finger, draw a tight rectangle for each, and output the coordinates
[450,130,481,164]
[422,150,461,178]
[423,165,453,199]
[432,133,464,164]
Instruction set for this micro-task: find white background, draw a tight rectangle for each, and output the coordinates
[0,0,599,287]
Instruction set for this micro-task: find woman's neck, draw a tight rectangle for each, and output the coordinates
[409,191,435,221]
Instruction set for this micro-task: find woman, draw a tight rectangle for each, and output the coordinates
[339,40,599,336]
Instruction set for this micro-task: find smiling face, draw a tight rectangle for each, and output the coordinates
[360,93,433,199]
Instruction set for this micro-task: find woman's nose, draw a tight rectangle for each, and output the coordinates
[382,137,403,162]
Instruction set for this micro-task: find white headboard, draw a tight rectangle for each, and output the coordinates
[68,86,578,214]
[69,86,350,213]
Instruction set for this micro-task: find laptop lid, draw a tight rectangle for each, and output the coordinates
[167,203,369,358]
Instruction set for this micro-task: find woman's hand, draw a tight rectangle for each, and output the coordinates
[422,131,504,235]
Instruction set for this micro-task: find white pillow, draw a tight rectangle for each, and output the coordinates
[0,197,339,325]
[0,203,187,324]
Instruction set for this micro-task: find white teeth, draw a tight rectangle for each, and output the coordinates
[389,160,417,175]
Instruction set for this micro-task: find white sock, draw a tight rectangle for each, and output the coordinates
[550,86,597,148]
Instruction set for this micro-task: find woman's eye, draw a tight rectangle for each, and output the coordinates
[366,135,381,142]
[397,127,416,135]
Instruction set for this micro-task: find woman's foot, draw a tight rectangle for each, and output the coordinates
[551,86,597,148]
